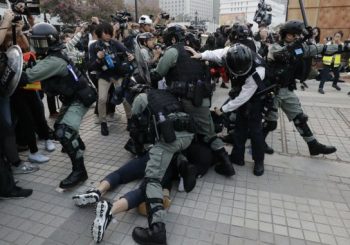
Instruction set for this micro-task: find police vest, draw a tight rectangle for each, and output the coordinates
[322,54,341,67]
[268,41,305,88]
[41,51,97,106]
[147,89,183,117]
[229,52,267,98]
[165,43,210,86]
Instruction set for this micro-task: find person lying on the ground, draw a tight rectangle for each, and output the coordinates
[72,139,214,243]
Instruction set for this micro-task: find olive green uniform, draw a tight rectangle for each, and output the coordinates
[132,93,193,224]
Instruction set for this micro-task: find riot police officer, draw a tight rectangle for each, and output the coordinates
[131,90,194,245]
[150,25,235,177]
[187,43,267,176]
[263,20,342,156]
[22,23,97,189]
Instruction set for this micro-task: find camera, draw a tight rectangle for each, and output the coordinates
[10,0,41,16]
[111,11,132,30]
[160,12,170,20]
[253,0,272,26]
[154,24,166,36]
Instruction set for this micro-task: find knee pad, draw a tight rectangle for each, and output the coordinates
[293,113,308,125]
[143,177,164,224]
[293,113,312,137]
[262,120,277,132]
[54,124,79,156]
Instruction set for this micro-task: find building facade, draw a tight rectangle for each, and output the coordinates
[219,0,286,29]
[159,0,214,22]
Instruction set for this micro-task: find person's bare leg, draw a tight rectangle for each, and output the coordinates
[96,180,110,196]
[111,198,128,215]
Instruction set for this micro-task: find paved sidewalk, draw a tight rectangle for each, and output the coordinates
[1,80,350,245]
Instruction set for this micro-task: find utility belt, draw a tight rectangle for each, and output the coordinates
[156,112,195,143]
[169,80,211,107]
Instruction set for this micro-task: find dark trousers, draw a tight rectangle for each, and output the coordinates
[46,94,57,114]
[319,65,340,89]
[103,153,175,210]
[231,99,265,163]
[11,90,50,153]
[0,96,20,166]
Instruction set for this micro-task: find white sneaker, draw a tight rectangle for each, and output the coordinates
[28,152,50,164]
[92,201,113,243]
[72,189,101,206]
[45,140,56,152]
[12,161,39,175]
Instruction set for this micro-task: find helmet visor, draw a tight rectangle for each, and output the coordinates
[30,37,49,55]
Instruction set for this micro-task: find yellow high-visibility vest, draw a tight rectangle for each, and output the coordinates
[322,54,341,67]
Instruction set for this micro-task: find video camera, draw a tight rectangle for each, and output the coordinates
[111,10,132,30]
[253,0,272,26]
[160,12,170,20]
[9,0,41,16]
[154,24,166,36]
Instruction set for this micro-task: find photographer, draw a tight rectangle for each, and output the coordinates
[138,15,153,33]
[11,0,35,31]
[89,22,134,136]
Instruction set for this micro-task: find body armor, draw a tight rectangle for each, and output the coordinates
[130,90,194,145]
[268,41,304,88]
[165,43,212,106]
[229,52,267,98]
[41,52,97,106]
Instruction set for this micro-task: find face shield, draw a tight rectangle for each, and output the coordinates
[29,36,49,56]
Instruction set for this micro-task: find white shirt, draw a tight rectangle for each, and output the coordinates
[200,47,265,113]
[222,66,265,113]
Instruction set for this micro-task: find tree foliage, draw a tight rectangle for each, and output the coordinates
[41,0,125,24]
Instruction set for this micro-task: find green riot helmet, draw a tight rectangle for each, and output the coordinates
[225,43,253,77]
[163,25,185,47]
[29,23,62,56]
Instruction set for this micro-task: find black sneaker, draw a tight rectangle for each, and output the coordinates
[92,201,113,243]
[318,88,325,94]
[72,189,101,207]
[101,122,109,136]
[0,186,33,199]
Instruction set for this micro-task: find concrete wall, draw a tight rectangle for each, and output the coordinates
[288,0,350,42]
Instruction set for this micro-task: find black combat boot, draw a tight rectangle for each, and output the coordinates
[132,222,167,245]
[307,139,337,156]
[214,148,235,177]
[178,160,197,193]
[59,158,88,189]
[253,161,264,176]
[124,138,138,155]
[264,142,274,154]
